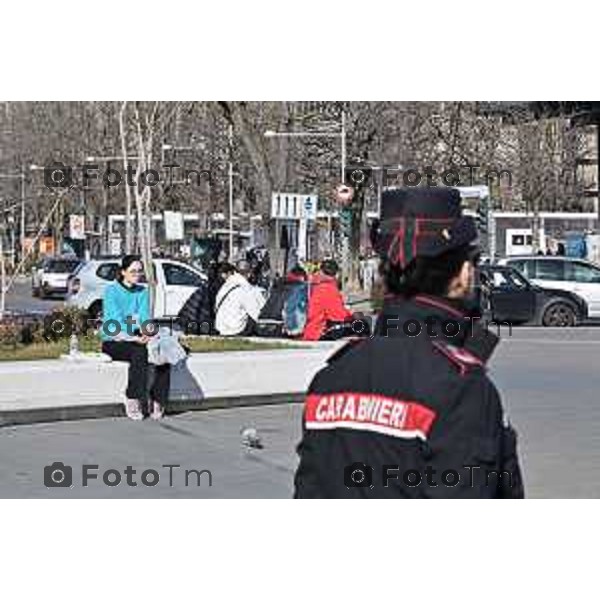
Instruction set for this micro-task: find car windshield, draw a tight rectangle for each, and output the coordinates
[45,259,80,273]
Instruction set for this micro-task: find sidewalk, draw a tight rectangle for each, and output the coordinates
[0,342,343,427]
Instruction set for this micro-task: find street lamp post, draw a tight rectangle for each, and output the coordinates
[341,110,346,183]
[228,125,234,260]
[0,169,26,262]
[161,140,211,239]
[176,134,236,259]
[20,168,25,261]
[0,216,5,318]
[264,111,347,277]
[3,184,69,308]
[264,109,347,182]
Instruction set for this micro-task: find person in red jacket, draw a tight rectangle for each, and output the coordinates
[303,260,353,341]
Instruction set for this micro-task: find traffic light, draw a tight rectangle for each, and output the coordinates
[339,207,353,235]
[475,197,497,256]
[476,198,489,235]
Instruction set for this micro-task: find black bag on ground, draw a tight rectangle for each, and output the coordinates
[177,283,215,335]
[253,278,285,337]
[254,319,284,338]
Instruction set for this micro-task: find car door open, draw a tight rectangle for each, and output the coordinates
[488,269,536,323]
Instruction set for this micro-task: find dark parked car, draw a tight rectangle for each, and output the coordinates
[478,265,587,327]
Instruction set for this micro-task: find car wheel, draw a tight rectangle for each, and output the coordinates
[39,284,48,299]
[541,302,577,327]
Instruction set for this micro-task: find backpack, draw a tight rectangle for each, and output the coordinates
[177,282,215,335]
[283,282,309,337]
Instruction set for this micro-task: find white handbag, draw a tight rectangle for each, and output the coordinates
[147,327,187,365]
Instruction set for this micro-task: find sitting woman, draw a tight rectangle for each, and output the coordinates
[214,263,266,336]
[101,255,170,421]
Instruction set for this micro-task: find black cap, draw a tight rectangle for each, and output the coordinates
[372,187,478,268]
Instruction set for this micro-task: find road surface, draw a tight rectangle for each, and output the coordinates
[1,329,600,498]
[3,276,64,314]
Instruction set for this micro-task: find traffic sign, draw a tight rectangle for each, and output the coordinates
[69,215,86,240]
[164,211,185,241]
[271,193,318,220]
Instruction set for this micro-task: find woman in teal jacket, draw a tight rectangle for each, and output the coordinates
[101,255,170,420]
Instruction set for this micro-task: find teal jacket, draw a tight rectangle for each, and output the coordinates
[102,281,151,342]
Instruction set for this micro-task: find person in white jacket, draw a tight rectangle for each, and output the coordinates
[215,263,266,336]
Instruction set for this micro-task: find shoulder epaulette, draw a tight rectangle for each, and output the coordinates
[326,337,368,364]
[431,340,484,376]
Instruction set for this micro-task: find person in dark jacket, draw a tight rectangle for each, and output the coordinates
[251,265,307,336]
[259,266,307,322]
[294,187,524,498]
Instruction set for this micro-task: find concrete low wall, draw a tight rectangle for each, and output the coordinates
[2,328,600,427]
[0,345,340,426]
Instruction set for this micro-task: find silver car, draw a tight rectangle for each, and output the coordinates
[32,256,82,299]
[66,257,208,320]
[65,259,121,318]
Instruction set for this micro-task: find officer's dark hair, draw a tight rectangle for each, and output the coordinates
[382,244,479,298]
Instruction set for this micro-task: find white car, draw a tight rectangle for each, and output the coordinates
[497,256,600,318]
[32,256,82,298]
[66,258,208,320]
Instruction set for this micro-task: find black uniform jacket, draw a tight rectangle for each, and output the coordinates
[294,294,524,498]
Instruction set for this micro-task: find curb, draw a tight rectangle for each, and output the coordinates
[0,392,305,428]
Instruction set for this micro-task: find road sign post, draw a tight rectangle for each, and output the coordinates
[271,193,318,265]
[334,185,355,288]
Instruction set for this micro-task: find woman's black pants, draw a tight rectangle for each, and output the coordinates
[102,341,171,405]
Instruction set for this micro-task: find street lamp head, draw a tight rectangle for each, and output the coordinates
[263,131,276,138]
[162,144,173,151]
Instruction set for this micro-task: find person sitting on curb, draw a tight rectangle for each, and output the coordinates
[215,263,266,336]
[302,259,353,341]
[101,255,170,421]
